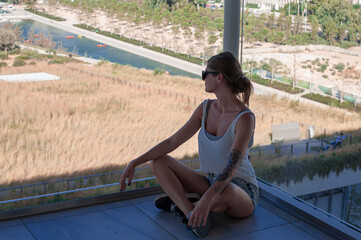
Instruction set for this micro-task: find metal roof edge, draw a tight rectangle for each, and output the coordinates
[258,179,361,240]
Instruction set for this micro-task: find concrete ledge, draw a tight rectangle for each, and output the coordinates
[0,186,163,222]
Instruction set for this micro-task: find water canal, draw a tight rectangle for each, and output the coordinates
[18,19,198,78]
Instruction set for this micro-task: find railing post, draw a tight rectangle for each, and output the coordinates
[349,135,352,145]
[290,144,293,160]
[321,140,323,152]
[306,142,309,155]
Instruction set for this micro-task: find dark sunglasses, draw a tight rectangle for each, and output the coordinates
[202,71,218,80]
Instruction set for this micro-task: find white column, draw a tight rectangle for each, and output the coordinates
[223,0,241,58]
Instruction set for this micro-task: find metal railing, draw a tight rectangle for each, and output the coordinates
[0,135,352,206]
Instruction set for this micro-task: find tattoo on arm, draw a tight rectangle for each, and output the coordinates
[213,150,242,193]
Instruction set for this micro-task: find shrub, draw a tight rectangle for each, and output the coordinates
[246,3,259,8]
[48,57,69,64]
[302,93,361,113]
[153,68,165,76]
[249,74,304,94]
[13,58,25,67]
[335,63,345,72]
[46,49,57,55]
[8,48,20,55]
[25,9,66,21]
[320,64,328,72]
[311,58,320,65]
[0,62,7,67]
[16,55,30,61]
[0,52,7,60]
[339,41,356,49]
[322,75,328,79]
[208,34,218,44]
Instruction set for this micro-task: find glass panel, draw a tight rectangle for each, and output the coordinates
[1,0,361,234]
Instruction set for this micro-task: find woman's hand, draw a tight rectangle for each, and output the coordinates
[188,195,211,228]
[119,161,135,191]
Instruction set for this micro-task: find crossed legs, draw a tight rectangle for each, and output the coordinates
[150,155,254,218]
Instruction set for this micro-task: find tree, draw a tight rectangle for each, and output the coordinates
[323,17,338,45]
[293,16,303,36]
[0,29,16,55]
[309,16,319,41]
[191,0,207,10]
[338,24,347,43]
[26,0,36,10]
[260,58,287,84]
[267,13,276,30]
[269,31,284,45]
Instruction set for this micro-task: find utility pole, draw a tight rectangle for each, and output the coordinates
[298,0,300,16]
[240,0,245,66]
[289,0,291,15]
[293,54,297,90]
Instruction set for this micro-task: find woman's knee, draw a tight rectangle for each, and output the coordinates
[150,155,168,173]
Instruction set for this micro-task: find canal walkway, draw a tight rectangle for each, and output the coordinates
[7,7,203,76]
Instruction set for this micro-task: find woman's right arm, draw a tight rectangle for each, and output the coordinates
[119,102,204,191]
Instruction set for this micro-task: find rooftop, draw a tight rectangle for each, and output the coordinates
[0,72,60,82]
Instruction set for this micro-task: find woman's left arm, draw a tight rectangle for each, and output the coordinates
[188,112,255,227]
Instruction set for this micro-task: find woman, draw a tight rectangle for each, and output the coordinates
[119,52,258,238]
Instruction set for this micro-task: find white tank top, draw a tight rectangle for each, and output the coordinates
[197,100,258,186]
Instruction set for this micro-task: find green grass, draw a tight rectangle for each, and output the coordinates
[249,74,304,94]
[302,93,361,113]
[297,80,310,89]
[25,9,66,21]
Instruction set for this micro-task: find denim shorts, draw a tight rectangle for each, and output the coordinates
[207,173,259,207]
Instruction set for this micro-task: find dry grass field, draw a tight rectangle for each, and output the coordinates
[1,56,360,187]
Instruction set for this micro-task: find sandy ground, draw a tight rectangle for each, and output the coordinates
[14,4,361,97]
[244,47,361,94]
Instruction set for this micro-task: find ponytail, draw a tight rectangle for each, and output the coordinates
[207,52,254,106]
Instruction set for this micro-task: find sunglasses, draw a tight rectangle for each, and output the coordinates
[202,71,218,80]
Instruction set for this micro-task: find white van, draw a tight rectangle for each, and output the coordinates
[8,5,15,11]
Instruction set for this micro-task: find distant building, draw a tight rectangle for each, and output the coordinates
[205,1,224,10]
[348,0,361,5]
[246,0,301,11]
